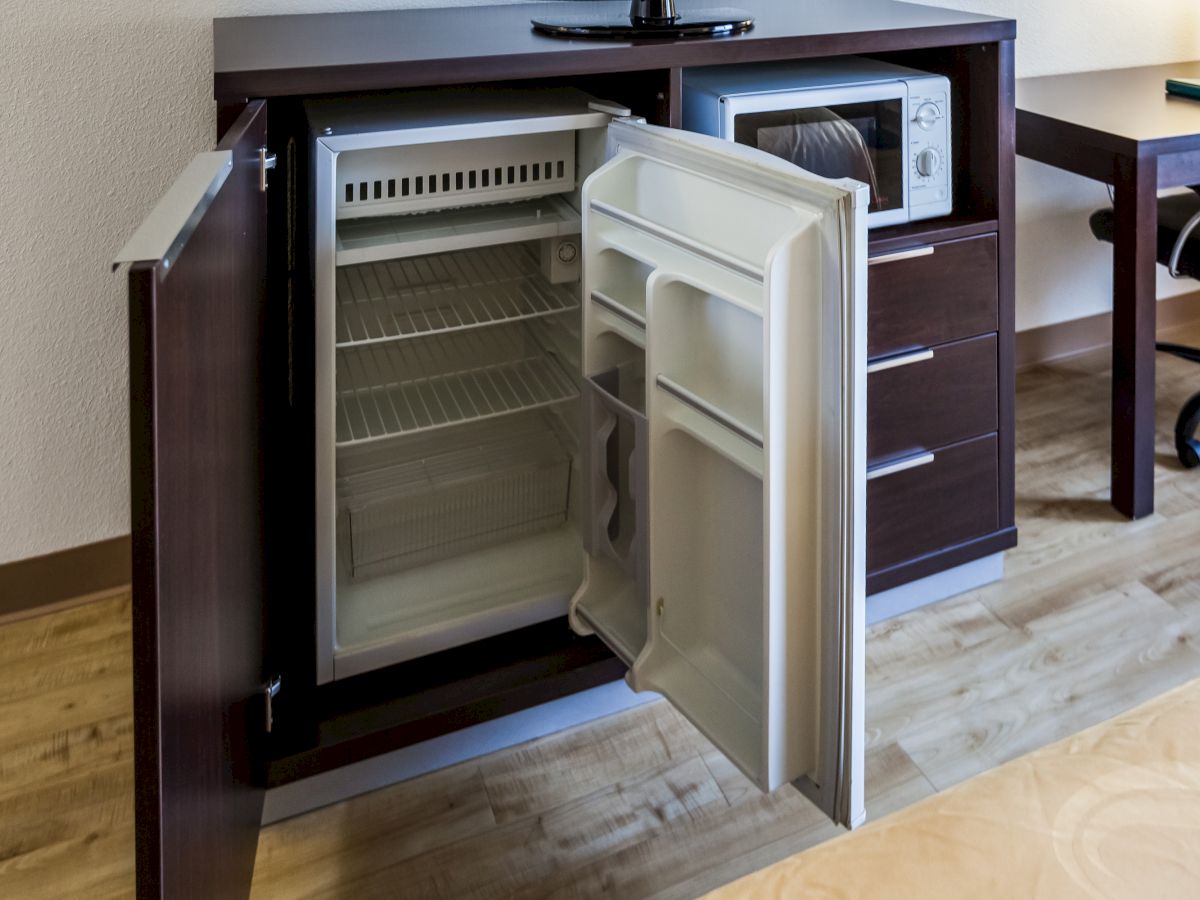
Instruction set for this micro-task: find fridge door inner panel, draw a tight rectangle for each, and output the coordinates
[571,118,868,826]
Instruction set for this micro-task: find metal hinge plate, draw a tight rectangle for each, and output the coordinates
[264,675,282,733]
[259,147,278,192]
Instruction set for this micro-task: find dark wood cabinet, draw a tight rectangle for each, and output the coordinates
[868,333,998,464]
[867,232,999,359]
[123,102,269,899]
[867,433,1000,572]
[121,3,1017,896]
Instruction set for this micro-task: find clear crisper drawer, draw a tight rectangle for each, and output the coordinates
[337,416,572,582]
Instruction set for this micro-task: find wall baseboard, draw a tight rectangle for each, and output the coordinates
[1016,290,1200,370]
[0,535,131,623]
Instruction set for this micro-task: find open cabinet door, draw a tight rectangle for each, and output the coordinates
[117,101,269,898]
[572,119,867,826]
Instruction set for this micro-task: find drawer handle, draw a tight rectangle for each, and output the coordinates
[866,348,934,374]
[867,451,936,481]
[868,245,935,266]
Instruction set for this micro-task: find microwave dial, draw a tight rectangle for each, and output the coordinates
[914,147,941,178]
[914,102,941,131]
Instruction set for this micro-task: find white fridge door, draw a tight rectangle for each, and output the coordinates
[571,118,868,826]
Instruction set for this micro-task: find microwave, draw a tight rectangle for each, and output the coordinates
[682,58,952,227]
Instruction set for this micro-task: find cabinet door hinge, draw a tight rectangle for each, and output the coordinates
[259,147,278,192]
[263,675,282,733]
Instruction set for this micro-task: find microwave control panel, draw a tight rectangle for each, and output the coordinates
[906,79,952,217]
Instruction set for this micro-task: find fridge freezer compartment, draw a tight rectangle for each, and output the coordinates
[335,242,580,347]
[338,416,573,581]
[336,129,577,220]
[336,195,582,266]
[336,323,579,445]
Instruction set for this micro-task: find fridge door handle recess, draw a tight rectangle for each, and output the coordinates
[572,117,868,827]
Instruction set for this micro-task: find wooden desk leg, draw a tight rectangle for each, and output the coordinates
[1110,153,1158,519]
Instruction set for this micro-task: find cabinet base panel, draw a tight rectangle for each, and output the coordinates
[866,551,1004,625]
[266,617,625,787]
[262,679,654,823]
[866,526,1017,595]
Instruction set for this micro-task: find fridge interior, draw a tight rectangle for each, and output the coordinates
[308,87,865,808]
[312,90,615,682]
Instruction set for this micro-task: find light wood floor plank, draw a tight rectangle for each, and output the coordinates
[478,700,701,824]
[250,762,495,899]
[341,750,728,900]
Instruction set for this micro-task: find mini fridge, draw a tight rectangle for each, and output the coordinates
[307,87,868,823]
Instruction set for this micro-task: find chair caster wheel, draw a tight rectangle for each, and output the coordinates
[1176,390,1200,469]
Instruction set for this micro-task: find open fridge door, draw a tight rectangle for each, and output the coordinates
[570,118,867,826]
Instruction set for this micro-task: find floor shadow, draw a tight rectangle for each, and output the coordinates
[1015,495,1125,523]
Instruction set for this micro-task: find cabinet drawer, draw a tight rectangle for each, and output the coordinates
[867,333,998,464]
[868,233,998,358]
[867,433,998,574]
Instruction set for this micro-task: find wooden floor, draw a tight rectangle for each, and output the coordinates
[6,322,1200,899]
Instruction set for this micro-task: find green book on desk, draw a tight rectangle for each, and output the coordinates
[1166,77,1200,101]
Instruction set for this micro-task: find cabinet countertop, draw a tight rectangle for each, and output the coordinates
[212,0,1015,102]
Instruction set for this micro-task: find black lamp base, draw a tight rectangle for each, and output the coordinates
[532,6,753,39]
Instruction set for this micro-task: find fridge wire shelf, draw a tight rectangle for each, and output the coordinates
[336,243,579,347]
[336,324,580,445]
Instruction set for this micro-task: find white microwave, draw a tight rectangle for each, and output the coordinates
[682,57,952,228]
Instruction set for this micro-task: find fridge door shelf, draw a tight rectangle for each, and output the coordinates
[335,195,582,266]
[335,323,580,446]
[337,415,572,581]
[336,242,580,348]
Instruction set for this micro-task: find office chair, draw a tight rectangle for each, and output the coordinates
[1089,193,1200,468]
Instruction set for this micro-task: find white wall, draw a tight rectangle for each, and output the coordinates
[2,0,1198,563]
[0,0,501,565]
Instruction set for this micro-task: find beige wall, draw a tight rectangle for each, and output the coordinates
[2,0,1198,563]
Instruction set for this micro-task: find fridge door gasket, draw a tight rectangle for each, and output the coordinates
[572,118,867,826]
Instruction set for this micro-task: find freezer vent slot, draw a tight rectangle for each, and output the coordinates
[336,131,576,219]
[336,242,579,347]
[337,417,572,580]
[336,323,579,445]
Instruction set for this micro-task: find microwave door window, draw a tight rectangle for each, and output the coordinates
[733,103,903,214]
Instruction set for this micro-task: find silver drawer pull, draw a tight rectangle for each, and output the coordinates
[867,348,934,374]
[868,245,935,266]
[867,451,936,481]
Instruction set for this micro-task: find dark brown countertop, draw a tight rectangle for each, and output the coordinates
[213,0,1015,101]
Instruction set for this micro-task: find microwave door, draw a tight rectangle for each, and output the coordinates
[572,119,868,826]
[721,83,909,228]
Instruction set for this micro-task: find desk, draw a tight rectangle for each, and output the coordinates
[1017,62,1200,519]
